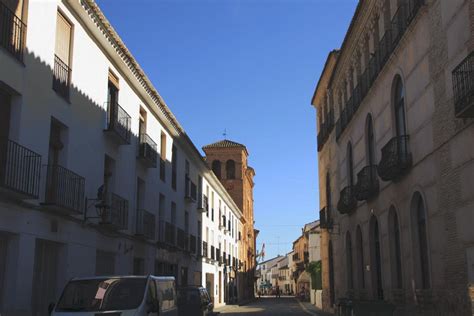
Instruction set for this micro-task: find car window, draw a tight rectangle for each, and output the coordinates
[156,280,175,311]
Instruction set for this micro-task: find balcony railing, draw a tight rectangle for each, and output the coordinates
[138,133,158,168]
[337,185,357,215]
[202,241,208,258]
[198,195,208,212]
[0,139,41,198]
[355,165,380,201]
[105,102,131,145]
[210,245,215,261]
[292,253,300,261]
[317,109,335,152]
[377,135,412,181]
[135,209,155,240]
[52,55,71,101]
[335,0,424,141]
[0,1,26,62]
[452,52,474,118]
[184,176,197,202]
[319,206,333,229]
[99,193,128,230]
[177,228,185,249]
[165,222,176,246]
[216,248,221,265]
[44,164,85,213]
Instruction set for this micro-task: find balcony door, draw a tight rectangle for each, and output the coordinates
[107,77,119,129]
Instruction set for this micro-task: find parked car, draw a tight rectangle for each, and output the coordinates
[49,275,177,316]
[177,286,213,316]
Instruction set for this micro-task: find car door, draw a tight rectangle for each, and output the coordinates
[146,280,159,316]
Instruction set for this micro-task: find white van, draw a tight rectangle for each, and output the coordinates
[50,275,177,316]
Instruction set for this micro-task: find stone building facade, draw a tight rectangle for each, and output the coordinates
[312,0,473,315]
[203,139,257,301]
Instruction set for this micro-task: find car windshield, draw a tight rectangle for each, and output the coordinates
[56,278,147,312]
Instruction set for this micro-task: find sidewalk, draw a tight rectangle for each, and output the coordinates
[296,299,334,316]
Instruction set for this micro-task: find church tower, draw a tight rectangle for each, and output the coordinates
[203,139,256,300]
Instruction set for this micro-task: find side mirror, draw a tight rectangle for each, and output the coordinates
[48,303,55,315]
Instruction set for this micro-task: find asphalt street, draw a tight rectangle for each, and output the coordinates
[214,296,329,316]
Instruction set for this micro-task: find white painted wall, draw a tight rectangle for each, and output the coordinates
[0,0,243,314]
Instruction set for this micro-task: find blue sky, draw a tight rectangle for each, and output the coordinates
[96,0,357,260]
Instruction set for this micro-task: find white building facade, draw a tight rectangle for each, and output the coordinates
[0,0,242,315]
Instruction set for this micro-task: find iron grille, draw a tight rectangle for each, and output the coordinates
[377,135,412,181]
[44,164,85,213]
[0,139,41,198]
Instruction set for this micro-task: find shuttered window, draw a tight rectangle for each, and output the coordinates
[55,11,72,65]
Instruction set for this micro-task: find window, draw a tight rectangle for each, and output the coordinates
[356,225,365,289]
[389,206,402,289]
[158,194,165,242]
[366,114,376,165]
[160,132,166,182]
[226,160,235,179]
[411,192,431,289]
[171,202,176,225]
[171,145,177,190]
[346,232,354,289]
[136,178,145,210]
[103,155,115,198]
[393,76,407,137]
[53,11,72,100]
[185,211,189,234]
[212,160,221,179]
[370,216,383,300]
[347,142,354,186]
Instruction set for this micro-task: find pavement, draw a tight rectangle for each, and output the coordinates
[214,296,333,315]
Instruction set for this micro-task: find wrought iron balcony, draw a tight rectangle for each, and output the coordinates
[337,186,357,215]
[210,245,215,261]
[105,102,131,145]
[0,1,26,62]
[378,135,412,181]
[135,209,155,240]
[0,139,41,199]
[198,195,208,212]
[177,228,185,249]
[184,175,197,202]
[319,206,333,229]
[165,222,176,246]
[99,193,128,230]
[44,164,85,213]
[138,133,157,168]
[453,52,474,118]
[202,240,208,258]
[219,214,226,230]
[217,248,222,265]
[355,165,379,201]
[52,55,71,101]
[334,0,424,142]
[317,110,334,152]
